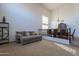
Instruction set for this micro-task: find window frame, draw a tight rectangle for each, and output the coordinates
[42,16,49,29]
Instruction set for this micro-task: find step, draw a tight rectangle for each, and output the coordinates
[42,36,69,45]
[71,41,79,46]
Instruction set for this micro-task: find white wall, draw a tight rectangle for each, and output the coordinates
[0,3,50,41]
[50,4,79,37]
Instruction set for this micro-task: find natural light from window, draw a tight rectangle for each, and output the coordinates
[42,16,48,29]
[54,42,77,55]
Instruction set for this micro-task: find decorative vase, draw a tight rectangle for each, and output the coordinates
[3,16,6,23]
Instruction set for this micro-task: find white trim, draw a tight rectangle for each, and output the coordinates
[42,36,69,45]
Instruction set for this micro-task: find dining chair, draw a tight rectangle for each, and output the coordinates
[69,29,75,40]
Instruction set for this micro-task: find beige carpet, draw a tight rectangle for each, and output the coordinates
[0,39,79,56]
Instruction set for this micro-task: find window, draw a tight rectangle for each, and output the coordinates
[42,16,48,29]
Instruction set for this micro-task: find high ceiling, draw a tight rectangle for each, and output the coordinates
[42,3,78,11]
[42,3,65,10]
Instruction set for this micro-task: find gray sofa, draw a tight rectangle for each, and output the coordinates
[16,31,42,45]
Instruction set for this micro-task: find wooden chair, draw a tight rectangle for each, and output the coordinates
[68,29,75,43]
[57,23,68,38]
[71,29,76,40]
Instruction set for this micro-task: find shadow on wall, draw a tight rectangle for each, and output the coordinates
[50,16,79,37]
[2,4,42,30]
[1,4,42,41]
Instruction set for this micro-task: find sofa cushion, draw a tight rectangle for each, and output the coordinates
[21,35,41,39]
[30,35,41,38]
[26,32,30,36]
[30,32,37,35]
